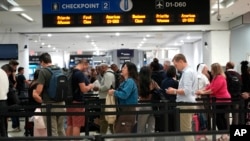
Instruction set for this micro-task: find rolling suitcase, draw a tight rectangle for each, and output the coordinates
[192,114,208,141]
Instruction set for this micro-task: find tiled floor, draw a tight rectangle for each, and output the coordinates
[7,118,226,141]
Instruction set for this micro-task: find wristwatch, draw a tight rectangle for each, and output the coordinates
[174,89,177,94]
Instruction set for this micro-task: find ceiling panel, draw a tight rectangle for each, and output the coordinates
[0,0,249,53]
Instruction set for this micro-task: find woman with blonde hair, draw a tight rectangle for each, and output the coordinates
[196,63,231,141]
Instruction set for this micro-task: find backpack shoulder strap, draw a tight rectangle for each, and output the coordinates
[106,70,114,75]
[44,67,52,74]
[151,80,160,89]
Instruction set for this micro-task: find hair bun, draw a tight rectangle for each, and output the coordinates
[241,60,249,66]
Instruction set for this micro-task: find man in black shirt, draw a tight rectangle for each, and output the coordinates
[16,67,30,97]
[8,60,21,132]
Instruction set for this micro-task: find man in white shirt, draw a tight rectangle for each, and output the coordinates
[0,64,12,137]
[166,54,198,141]
[98,63,116,134]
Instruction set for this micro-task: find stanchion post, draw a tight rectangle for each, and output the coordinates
[85,100,90,136]
[46,104,52,136]
[95,135,104,141]
[164,101,169,132]
[211,97,216,141]
[174,107,180,131]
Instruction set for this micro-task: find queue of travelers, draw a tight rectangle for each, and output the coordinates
[1,52,250,141]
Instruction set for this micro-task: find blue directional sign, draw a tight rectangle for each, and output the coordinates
[42,0,210,27]
[42,0,136,13]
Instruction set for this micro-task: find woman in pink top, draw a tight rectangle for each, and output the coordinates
[196,63,231,141]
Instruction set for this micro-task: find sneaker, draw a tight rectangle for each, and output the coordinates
[10,127,21,132]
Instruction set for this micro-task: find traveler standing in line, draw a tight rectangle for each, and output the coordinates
[166,53,198,141]
[30,69,47,136]
[225,61,242,125]
[29,69,41,110]
[110,63,121,74]
[16,67,30,97]
[89,67,97,83]
[161,65,179,132]
[95,65,103,83]
[108,62,138,133]
[196,63,210,130]
[66,59,94,137]
[8,60,21,132]
[161,60,171,79]
[0,64,12,137]
[196,63,231,141]
[240,61,250,125]
[110,63,122,89]
[34,52,66,136]
[97,63,116,134]
[150,58,164,86]
[137,66,155,140]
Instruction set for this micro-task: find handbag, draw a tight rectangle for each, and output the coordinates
[33,108,46,129]
[105,94,117,124]
[7,88,20,106]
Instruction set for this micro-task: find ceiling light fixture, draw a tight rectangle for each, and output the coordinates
[211,10,216,15]
[48,34,52,37]
[18,13,34,22]
[0,4,8,11]
[115,32,120,36]
[7,0,19,6]
[9,6,23,11]
[226,1,235,8]
[85,34,90,38]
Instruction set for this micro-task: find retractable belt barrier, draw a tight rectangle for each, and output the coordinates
[0,96,249,140]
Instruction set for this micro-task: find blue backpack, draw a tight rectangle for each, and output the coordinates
[45,67,68,102]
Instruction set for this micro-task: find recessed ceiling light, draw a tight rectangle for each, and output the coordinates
[115,32,120,36]
[146,34,150,37]
[85,34,90,38]
[18,13,34,22]
[48,34,52,37]
[9,6,23,12]
[226,1,234,8]
[0,4,8,11]
[48,44,51,48]
[7,0,19,6]
[41,42,45,45]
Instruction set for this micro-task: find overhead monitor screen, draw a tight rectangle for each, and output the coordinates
[0,44,18,60]
[42,0,210,27]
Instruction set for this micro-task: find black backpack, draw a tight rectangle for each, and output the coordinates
[225,71,242,97]
[65,69,80,104]
[107,71,120,90]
